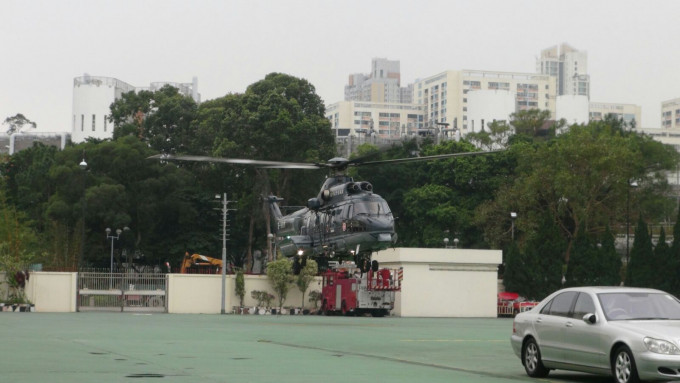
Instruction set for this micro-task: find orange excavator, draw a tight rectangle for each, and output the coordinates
[179,252,224,274]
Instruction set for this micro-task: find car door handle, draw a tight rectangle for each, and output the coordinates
[565,322,573,327]
[535,318,542,324]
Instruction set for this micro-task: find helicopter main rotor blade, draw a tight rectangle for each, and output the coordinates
[351,149,505,167]
[148,154,322,169]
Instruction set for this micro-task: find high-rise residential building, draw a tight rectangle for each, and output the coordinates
[412,70,557,134]
[662,98,680,129]
[325,100,424,138]
[71,75,199,143]
[345,58,412,104]
[537,43,590,98]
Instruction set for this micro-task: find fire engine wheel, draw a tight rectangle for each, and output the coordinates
[371,310,386,317]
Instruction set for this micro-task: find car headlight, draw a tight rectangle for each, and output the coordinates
[643,337,680,355]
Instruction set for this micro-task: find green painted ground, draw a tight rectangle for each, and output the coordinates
[0,313,611,383]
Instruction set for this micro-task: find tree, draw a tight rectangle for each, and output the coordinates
[565,225,621,286]
[266,257,293,310]
[510,109,558,139]
[186,73,336,264]
[0,190,39,279]
[651,228,673,292]
[3,114,36,134]
[465,120,513,150]
[671,205,680,296]
[477,123,678,267]
[235,268,245,307]
[295,258,318,308]
[626,215,654,287]
[110,85,198,154]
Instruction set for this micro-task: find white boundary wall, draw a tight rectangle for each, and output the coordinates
[25,272,78,312]
[9,248,501,316]
[167,274,322,314]
[373,248,502,317]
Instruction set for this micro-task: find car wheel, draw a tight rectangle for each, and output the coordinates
[523,338,549,378]
[612,345,640,383]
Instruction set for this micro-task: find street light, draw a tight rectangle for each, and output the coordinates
[626,180,639,264]
[106,227,129,273]
[443,238,449,248]
[510,212,517,240]
[453,238,459,249]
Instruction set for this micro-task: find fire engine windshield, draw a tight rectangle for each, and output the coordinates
[353,200,391,216]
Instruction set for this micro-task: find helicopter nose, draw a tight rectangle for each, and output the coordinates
[358,215,394,232]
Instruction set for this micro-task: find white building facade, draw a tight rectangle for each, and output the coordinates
[71,75,199,143]
[556,95,590,125]
[412,70,557,134]
[466,89,516,133]
[662,98,680,129]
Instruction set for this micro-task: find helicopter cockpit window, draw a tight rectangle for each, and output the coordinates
[353,201,391,216]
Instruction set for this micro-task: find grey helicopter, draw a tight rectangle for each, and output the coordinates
[150,149,500,272]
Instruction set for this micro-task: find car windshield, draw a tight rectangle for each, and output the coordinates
[598,292,680,321]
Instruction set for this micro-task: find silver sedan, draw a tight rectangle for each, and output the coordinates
[511,286,680,383]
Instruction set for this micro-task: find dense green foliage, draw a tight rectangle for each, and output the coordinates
[2,78,680,304]
[266,257,293,309]
[295,258,318,308]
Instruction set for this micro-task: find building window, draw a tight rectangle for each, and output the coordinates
[73,115,76,130]
[92,114,96,131]
[104,117,107,132]
[81,115,84,131]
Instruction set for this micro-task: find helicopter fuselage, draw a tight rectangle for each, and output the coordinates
[271,177,397,259]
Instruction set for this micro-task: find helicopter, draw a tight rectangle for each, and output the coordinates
[150,149,500,271]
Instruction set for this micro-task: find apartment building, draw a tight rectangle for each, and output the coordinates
[537,43,590,98]
[412,70,557,133]
[662,98,680,129]
[325,100,424,138]
[71,75,199,143]
[345,58,412,104]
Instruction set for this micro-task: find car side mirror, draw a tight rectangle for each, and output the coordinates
[582,313,597,324]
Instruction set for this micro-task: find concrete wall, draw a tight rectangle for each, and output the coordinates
[8,248,501,317]
[25,272,78,312]
[167,274,323,314]
[373,248,502,317]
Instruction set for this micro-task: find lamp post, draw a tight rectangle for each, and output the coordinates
[78,158,87,269]
[453,238,459,249]
[106,227,128,273]
[510,212,517,240]
[626,180,639,264]
[443,238,449,248]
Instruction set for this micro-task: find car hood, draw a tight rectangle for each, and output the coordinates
[611,320,680,340]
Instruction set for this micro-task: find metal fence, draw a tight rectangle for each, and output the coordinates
[77,272,167,313]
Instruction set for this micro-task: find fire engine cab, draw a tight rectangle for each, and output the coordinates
[320,261,402,317]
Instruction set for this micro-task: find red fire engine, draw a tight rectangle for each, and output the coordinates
[320,261,402,317]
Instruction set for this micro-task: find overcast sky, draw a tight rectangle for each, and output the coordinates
[2,0,679,132]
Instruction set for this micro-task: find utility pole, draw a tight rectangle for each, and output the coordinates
[217,193,237,314]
